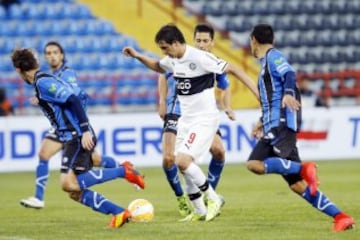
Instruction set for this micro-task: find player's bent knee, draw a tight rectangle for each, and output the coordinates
[289,180,307,195]
[246,160,265,174]
[61,179,81,193]
[163,153,176,168]
[68,191,82,201]
[210,147,225,161]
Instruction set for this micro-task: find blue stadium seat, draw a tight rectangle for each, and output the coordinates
[25,3,47,20]
[8,4,24,19]
[0,6,6,20]
[0,56,14,72]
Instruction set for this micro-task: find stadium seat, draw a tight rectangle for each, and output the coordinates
[0,5,6,20]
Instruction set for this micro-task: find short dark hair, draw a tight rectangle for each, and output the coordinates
[194,23,214,39]
[250,24,274,44]
[11,48,39,71]
[44,41,65,61]
[155,24,186,44]
[44,41,65,54]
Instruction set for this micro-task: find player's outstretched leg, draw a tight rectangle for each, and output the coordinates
[301,186,355,232]
[76,162,145,190]
[259,157,319,196]
[76,189,131,228]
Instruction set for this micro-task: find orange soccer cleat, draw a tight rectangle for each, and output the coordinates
[109,209,132,228]
[300,162,318,196]
[333,212,355,232]
[122,161,145,189]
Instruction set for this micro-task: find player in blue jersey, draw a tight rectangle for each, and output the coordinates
[247,24,355,232]
[20,42,122,209]
[158,23,237,217]
[11,48,145,228]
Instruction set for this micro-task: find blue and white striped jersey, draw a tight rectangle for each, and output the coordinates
[258,48,301,133]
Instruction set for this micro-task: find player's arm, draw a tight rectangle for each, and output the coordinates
[158,74,168,120]
[63,95,94,150]
[282,71,300,111]
[122,47,165,73]
[224,64,260,101]
[221,88,235,120]
[216,74,235,120]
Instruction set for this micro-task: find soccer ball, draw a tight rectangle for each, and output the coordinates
[127,198,154,222]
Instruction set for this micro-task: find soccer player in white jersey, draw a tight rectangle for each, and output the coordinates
[123,24,259,221]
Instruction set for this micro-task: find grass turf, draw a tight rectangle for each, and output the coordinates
[0,160,358,240]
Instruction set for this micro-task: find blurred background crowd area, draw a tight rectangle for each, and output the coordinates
[0,0,359,116]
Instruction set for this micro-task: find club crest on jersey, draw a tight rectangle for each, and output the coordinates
[189,63,197,70]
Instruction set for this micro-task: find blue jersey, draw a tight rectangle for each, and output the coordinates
[34,71,86,142]
[165,72,229,115]
[53,64,88,110]
[258,48,301,133]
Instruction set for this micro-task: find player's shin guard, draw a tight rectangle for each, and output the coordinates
[76,168,125,190]
[302,187,341,217]
[35,159,49,200]
[101,156,118,168]
[264,157,301,174]
[80,189,124,215]
[208,158,224,190]
[163,164,183,196]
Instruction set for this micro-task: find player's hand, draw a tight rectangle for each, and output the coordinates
[225,109,236,121]
[81,131,94,151]
[122,46,138,58]
[29,96,39,105]
[282,94,300,111]
[158,101,166,120]
[251,120,263,139]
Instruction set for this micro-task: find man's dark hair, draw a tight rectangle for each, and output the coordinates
[155,24,186,44]
[11,48,39,71]
[44,41,65,60]
[250,24,274,44]
[194,23,214,40]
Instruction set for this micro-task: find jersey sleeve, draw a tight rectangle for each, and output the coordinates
[200,52,228,74]
[61,68,79,87]
[159,56,173,73]
[215,73,229,89]
[36,77,74,103]
[268,50,295,78]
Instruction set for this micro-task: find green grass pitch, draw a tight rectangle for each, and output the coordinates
[0,160,358,240]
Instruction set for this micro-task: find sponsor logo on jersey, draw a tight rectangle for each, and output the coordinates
[48,83,57,93]
[189,63,197,70]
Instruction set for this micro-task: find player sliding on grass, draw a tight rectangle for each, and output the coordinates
[11,48,145,228]
[246,23,355,232]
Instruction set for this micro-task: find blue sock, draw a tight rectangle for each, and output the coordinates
[101,156,118,168]
[264,157,301,174]
[77,168,125,190]
[35,159,49,201]
[163,164,183,197]
[80,189,124,215]
[208,158,224,190]
[302,187,341,217]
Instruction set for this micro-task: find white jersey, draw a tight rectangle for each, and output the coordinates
[159,45,228,118]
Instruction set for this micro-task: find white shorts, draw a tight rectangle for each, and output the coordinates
[175,113,220,161]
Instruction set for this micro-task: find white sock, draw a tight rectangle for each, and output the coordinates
[183,166,206,215]
[183,162,207,186]
[204,185,219,201]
